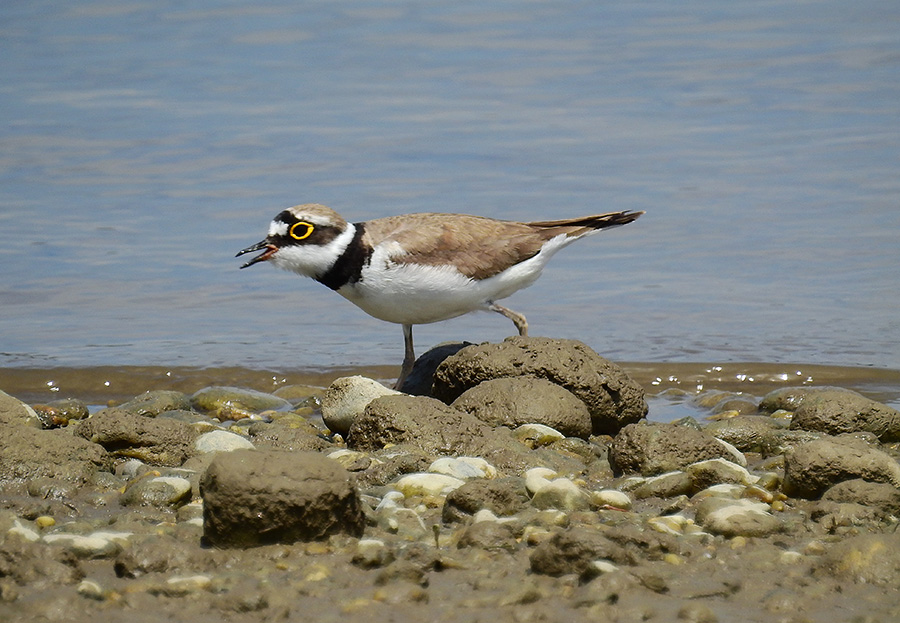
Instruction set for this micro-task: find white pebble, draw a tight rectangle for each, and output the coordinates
[394,473,465,497]
[524,467,557,495]
[194,430,255,453]
[428,456,497,480]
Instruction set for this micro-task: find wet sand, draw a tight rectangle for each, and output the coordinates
[3,361,899,411]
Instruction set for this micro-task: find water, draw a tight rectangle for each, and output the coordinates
[2,1,899,382]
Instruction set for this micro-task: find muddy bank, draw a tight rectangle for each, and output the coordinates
[1,337,900,623]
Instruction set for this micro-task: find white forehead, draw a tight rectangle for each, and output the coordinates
[267,220,289,237]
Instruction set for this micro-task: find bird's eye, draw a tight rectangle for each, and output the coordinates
[290,221,314,240]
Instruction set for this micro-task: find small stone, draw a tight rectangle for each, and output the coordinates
[327,449,375,471]
[8,519,40,542]
[456,520,518,551]
[194,430,255,453]
[531,477,589,511]
[120,475,193,508]
[321,376,399,436]
[513,423,566,448]
[524,467,557,495]
[119,390,191,417]
[686,458,757,491]
[159,574,212,596]
[677,602,718,623]
[191,386,291,419]
[592,489,632,510]
[695,498,783,537]
[394,473,466,497]
[353,539,395,568]
[647,515,692,536]
[42,533,122,558]
[632,471,694,499]
[77,579,106,601]
[428,456,497,480]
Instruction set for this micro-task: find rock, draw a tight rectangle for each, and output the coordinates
[759,386,863,413]
[0,390,42,428]
[347,394,509,459]
[531,477,589,511]
[814,533,900,585]
[694,498,783,537]
[393,473,466,497]
[76,408,197,467]
[0,425,110,484]
[456,521,518,551]
[42,532,127,559]
[782,435,900,499]
[432,336,647,435]
[513,423,566,448]
[200,449,365,547]
[120,476,193,508]
[246,417,332,452]
[631,472,694,499]
[352,538,395,569]
[592,489,632,510]
[609,421,737,476]
[442,478,529,523]
[113,534,204,578]
[451,377,592,439]
[0,538,83,586]
[703,416,787,453]
[821,479,900,517]
[789,391,900,441]
[686,458,757,491]
[530,526,632,576]
[524,467,558,495]
[194,430,255,453]
[118,390,192,417]
[31,398,90,428]
[428,456,497,480]
[191,386,291,419]
[398,342,472,396]
[320,376,399,436]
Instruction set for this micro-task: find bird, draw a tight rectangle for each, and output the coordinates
[237,204,643,388]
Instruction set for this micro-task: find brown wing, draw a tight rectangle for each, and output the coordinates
[360,210,642,281]
[361,213,563,281]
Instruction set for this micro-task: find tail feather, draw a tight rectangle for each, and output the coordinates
[527,210,644,237]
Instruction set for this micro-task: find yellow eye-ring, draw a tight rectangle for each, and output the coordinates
[290,221,314,240]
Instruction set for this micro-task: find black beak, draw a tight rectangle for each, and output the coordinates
[236,240,277,268]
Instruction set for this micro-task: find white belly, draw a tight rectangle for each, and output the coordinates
[337,239,567,325]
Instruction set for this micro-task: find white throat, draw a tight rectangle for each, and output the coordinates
[270,223,357,279]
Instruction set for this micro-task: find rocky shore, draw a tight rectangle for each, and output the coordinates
[2,336,899,623]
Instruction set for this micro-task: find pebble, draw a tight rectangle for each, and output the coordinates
[76,579,106,601]
[394,473,466,497]
[592,489,632,510]
[320,376,399,436]
[513,423,566,448]
[695,498,783,537]
[121,475,193,508]
[8,519,40,542]
[194,430,255,453]
[157,575,213,596]
[531,477,589,511]
[428,456,497,480]
[42,532,124,558]
[524,467,558,495]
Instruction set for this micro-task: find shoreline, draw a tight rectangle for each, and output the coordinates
[2,361,899,406]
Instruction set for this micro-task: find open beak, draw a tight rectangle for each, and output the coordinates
[236,240,278,268]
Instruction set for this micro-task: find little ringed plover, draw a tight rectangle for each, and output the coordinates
[237,204,643,388]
